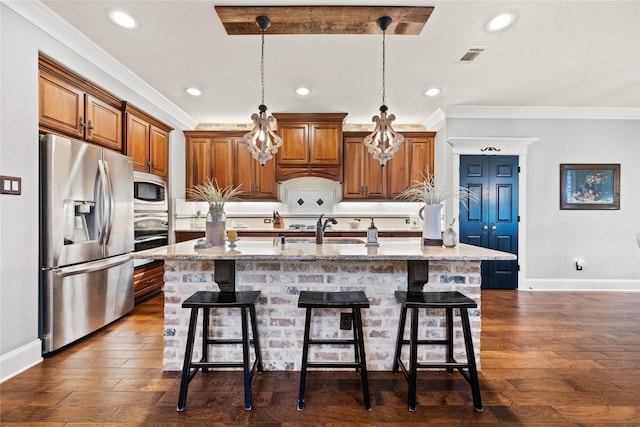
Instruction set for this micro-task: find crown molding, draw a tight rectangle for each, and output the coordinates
[423,108,446,131]
[4,0,197,130]
[446,106,640,121]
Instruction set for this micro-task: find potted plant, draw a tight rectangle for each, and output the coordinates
[396,170,477,246]
[187,179,242,245]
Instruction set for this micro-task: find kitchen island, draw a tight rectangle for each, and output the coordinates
[134,237,516,371]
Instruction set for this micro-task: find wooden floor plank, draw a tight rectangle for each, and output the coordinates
[1,290,639,425]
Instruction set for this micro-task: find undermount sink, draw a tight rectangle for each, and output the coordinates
[285,238,365,244]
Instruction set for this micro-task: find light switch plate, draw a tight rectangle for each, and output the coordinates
[0,175,21,195]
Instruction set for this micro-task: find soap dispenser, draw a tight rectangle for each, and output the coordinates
[366,218,379,245]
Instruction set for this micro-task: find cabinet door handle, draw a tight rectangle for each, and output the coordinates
[79,117,85,132]
[87,120,94,135]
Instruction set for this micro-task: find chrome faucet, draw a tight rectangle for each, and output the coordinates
[315,214,337,244]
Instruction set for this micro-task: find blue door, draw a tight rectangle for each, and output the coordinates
[459,155,519,289]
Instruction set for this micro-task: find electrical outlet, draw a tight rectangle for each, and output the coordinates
[340,313,352,330]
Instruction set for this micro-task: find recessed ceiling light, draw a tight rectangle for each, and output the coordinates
[486,13,516,32]
[424,88,442,97]
[294,87,312,96]
[186,87,202,96]
[108,10,138,29]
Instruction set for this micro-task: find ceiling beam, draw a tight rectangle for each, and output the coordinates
[215,6,434,35]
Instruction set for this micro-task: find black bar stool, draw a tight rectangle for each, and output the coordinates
[297,290,371,411]
[177,290,263,411]
[392,290,482,412]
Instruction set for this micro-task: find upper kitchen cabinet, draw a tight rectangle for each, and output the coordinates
[124,103,173,177]
[404,132,435,185]
[38,54,123,152]
[273,113,347,182]
[342,131,435,200]
[343,135,386,199]
[234,139,278,199]
[185,131,278,200]
[185,131,235,198]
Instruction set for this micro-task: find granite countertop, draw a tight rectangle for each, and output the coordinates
[133,237,517,262]
[174,227,422,233]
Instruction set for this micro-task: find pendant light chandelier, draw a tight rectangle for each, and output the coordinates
[243,15,282,166]
[364,16,404,166]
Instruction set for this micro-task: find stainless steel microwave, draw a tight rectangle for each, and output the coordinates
[133,171,167,212]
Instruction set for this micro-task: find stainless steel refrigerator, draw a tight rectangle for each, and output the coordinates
[39,133,134,354]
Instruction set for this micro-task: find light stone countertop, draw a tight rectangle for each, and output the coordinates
[133,237,517,262]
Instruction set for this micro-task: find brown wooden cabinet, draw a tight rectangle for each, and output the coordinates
[343,131,435,200]
[185,130,278,200]
[343,135,386,199]
[175,231,205,243]
[134,261,164,303]
[38,54,123,151]
[405,133,435,184]
[234,139,278,199]
[273,113,347,182]
[124,103,172,177]
[185,131,235,197]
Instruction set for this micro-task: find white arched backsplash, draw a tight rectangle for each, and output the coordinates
[446,137,539,289]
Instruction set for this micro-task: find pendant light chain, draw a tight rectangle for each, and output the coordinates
[381,28,386,107]
[260,27,265,106]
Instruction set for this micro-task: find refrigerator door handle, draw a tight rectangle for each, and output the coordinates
[97,159,108,245]
[103,160,115,244]
[53,254,131,278]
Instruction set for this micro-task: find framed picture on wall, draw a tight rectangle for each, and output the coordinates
[560,163,620,210]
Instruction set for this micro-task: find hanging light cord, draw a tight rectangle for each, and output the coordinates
[381,27,386,107]
[260,26,266,106]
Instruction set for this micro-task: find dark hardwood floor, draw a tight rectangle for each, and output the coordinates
[1,290,639,426]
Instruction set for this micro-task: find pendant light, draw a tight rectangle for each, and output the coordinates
[243,15,282,166]
[364,16,404,167]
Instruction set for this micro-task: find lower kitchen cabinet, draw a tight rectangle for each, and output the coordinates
[175,231,205,243]
[134,261,164,303]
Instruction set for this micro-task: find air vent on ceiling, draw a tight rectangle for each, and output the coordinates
[458,46,487,63]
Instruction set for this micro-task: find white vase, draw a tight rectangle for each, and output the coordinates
[206,221,225,246]
[420,204,442,246]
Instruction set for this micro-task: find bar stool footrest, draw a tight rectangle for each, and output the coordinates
[305,362,362,369]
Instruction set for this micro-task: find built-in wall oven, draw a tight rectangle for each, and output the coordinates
[133,212,168,267]
[133,171,168,268]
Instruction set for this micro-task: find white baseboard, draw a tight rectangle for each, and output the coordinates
[523,279,640,292]
[0,340,42,383]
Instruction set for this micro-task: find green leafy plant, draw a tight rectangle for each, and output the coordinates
[395,170,478,209]
[187,178,243,221]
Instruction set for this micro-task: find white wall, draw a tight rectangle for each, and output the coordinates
[445,112,640,290]
[0,3,191,381]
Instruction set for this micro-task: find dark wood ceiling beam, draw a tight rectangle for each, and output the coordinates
[215,6,434,35]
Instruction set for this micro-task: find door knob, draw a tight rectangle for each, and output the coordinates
[481,223,488,232]
[490,223,496,232]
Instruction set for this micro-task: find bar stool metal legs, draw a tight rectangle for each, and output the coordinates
[393,290,482,412]
[297,290,371,411]
[177,291,263,412]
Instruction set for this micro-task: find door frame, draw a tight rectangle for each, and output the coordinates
[447,137,539,290]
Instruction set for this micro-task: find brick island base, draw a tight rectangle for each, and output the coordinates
[162,259,482,372]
